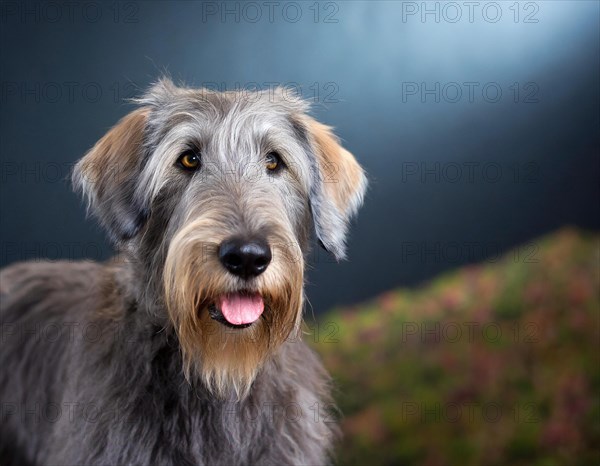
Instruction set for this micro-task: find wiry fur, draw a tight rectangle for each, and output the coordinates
[0,79,367,465]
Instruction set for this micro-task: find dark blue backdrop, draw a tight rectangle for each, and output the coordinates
[1,1,598,313]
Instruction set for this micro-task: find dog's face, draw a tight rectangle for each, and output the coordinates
[73,79,366,397]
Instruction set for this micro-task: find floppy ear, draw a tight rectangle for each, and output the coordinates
[303,118,367,260]
[72,107,150,243]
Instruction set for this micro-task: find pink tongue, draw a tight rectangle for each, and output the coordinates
[219,293,264,325]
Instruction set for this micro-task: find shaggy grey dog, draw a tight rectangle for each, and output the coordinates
[0,79,367,465]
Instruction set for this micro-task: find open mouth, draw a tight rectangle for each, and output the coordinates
[208,291,264,329]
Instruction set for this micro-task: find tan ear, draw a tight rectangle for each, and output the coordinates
[72,108,150,242]
[304,118,367,260]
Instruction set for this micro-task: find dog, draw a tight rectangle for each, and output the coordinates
[0,79,367,465]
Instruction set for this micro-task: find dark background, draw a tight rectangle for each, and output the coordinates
[1,0,598,313]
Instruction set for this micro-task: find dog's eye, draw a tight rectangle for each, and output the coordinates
[177,151,201,171]
[265,152,283,172]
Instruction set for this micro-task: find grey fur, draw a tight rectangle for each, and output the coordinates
[0,79,366,465]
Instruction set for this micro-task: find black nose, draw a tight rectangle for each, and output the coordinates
[218,237,272,279]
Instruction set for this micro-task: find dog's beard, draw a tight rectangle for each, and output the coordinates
[163,218,304,399]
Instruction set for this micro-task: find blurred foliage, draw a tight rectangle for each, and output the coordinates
[310,228,600,466]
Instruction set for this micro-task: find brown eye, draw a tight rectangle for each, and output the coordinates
[265,152,283,172]
[177,151,201,171]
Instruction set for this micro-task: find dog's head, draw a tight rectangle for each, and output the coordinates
[73,79,367,397]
